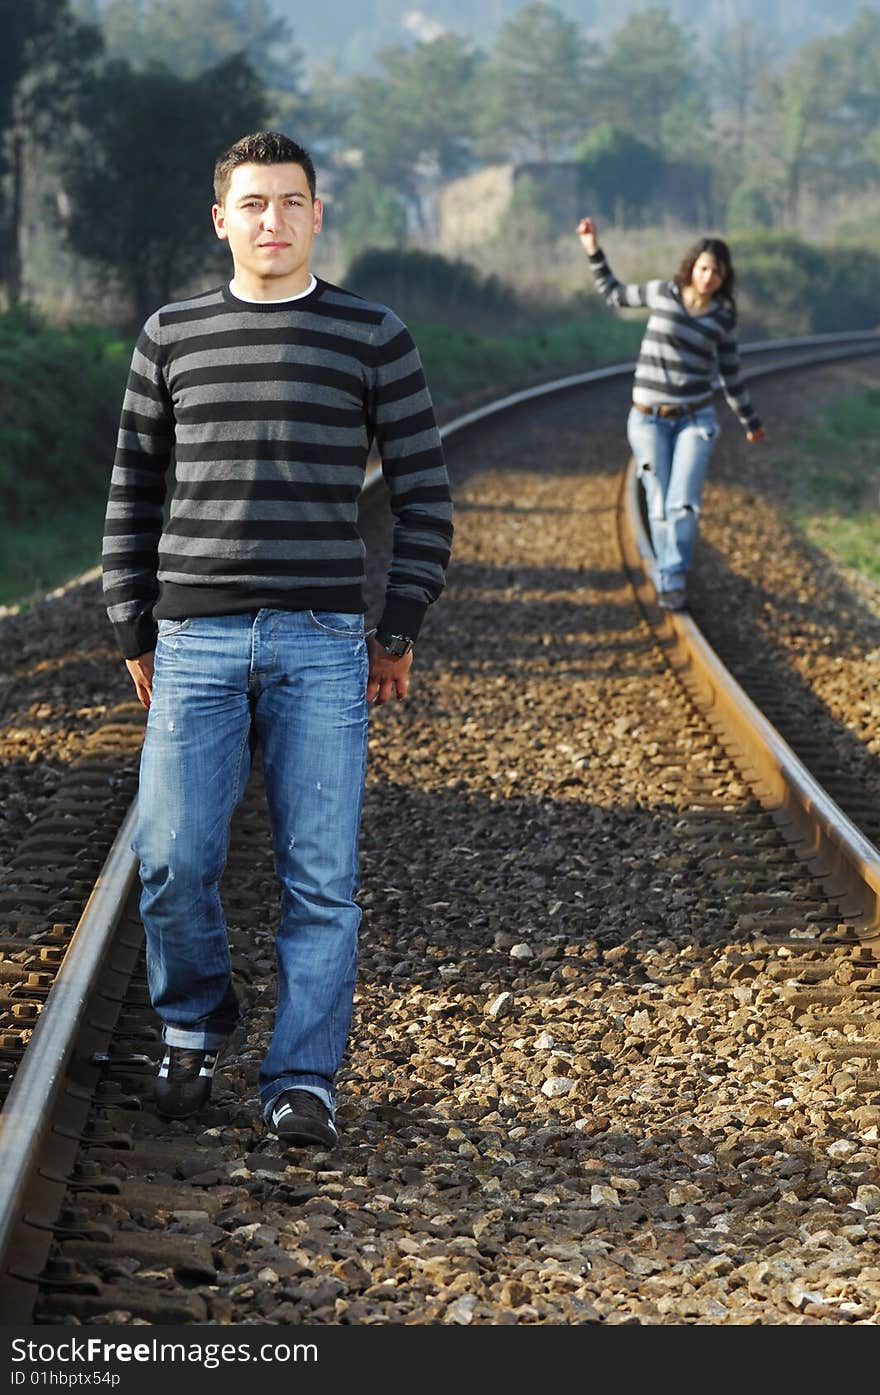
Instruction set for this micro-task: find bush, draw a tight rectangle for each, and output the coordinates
[411,312,643,405]
[732,234,880,336]
[726,184,774,232]
[575,123,663,222]
[344,247,516,330]
[0,309,129,524]
[505,175,556,245]
[332,172,408,269]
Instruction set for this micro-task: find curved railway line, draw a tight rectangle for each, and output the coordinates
[1,331,880,1326]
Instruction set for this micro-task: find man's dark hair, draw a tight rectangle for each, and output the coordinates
[214,131,316,203]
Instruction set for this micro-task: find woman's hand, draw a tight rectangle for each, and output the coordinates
[576,216,599,255]
[746,427,767,444]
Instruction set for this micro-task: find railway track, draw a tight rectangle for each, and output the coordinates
[1,331,880,1327]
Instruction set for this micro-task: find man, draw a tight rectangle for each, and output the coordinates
[102,131,453,1148]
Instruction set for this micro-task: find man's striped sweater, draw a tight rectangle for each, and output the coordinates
[102,279,454,659]
[588,247,761,432]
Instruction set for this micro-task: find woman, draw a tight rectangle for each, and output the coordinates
[576,216,766,611]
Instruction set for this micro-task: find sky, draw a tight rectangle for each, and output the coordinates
[271,0,873,73]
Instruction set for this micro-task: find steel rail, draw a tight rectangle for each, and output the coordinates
[616,350,880,935]
[1,330,878,1270]
[365,331,880,489]
[0,801,140,1262]
[618,458,880,933]
[739,328,880,354]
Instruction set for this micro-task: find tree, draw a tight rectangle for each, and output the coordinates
[594,8,710,158]
[756,38,839,225]
[841,8,880,136]
[273,57,350,157]
[101,0,296,86]
[475,2,597,163]
[505,175,555,244]
[101,1,343,153]
[0,1,101,302]
[331,171,407,270]
[725,183,774,232]
[815,8,880,188]
[575,123,663,224]
[61,56,266,323]
[710,20,776,182]
[776,61,816,224]
[747,9,880,225]
[345,33,479,219]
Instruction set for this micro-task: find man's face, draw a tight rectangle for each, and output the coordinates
[212,161,323,292]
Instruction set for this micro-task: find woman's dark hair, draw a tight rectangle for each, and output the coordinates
[674,237,736,314]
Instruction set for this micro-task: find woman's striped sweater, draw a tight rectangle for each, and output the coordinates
[102,278,454,659]
[588,247,761,431]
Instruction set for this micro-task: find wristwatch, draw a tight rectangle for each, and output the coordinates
[375,629,415,658]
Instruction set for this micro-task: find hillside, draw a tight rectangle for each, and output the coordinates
[274,0,869,73]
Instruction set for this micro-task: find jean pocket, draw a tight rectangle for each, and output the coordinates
[693,407,719,439]
[307,610,364,638]
[157,617,194,639]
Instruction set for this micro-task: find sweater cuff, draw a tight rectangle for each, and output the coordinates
[113,614,158,660]
[376,596,427,642]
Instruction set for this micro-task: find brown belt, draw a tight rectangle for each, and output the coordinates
[633,396,712,418]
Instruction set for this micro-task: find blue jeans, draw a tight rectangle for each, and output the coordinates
[626,404,720,591]
[133,609,369,1119]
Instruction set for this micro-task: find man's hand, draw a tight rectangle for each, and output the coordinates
[746,427,767,443]
[367,633,413,705]
[125,651,155,709]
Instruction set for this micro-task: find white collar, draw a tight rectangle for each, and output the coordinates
[229,274,317,303]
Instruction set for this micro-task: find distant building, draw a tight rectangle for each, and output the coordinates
[436,160,715,254]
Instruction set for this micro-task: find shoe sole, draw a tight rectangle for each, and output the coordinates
[155,1095,211,1119]
[155,1049,218,1118]
[273,1126,337,1147]
[155,1084,214,1119]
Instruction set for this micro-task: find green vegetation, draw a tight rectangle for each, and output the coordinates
[779,388,880,585]
[1,261,877,610]
[345,248,515,331]
[725,184,774,233]
[0,293,642,608]
[8,2,880,323]
[734,235,880,338]
[0,309,130,605]
[0,506,105,608]
[333,174,408,268]
[575,124,662,224]
[412,313,642,405]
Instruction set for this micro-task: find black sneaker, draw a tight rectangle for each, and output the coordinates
[155,1046,219,1118]
[268,1089,338,1147]
[658,586,687,612]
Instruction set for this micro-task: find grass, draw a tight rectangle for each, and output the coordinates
[778,388,880,586]
[0,308,644,610]
[0,503,106,608]
[1,299,877,609]
[412,312,643,406]
[0,307,130,609]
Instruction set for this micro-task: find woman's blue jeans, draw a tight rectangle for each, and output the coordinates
[626,404,720,591]
[133,609,369,1118]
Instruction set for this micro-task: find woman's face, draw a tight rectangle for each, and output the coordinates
[690,251,724,298]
